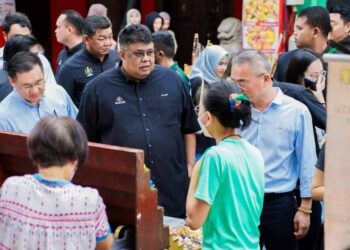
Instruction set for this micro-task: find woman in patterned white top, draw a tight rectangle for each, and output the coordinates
[0,117,113,250]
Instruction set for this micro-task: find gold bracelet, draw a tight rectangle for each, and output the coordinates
[298,207,312,214]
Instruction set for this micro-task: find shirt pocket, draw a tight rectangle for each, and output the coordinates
[153,98,179,127]
[274,124,295,152]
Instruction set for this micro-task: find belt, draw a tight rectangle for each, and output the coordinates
[264,191,294,202]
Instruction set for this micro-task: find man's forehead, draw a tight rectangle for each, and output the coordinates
[94,27,113,36]
[127,42,154,50]
[330,13,342,21]
[296,16,310,27]
[9,24,30,34]
[15,66,44,81]
[231,63,263,79]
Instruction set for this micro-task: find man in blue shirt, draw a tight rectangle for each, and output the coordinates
[0,52,77,134]
[231,50,317,250]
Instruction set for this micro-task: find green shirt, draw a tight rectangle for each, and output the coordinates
[195,138,265,250]
[170,61,191,92]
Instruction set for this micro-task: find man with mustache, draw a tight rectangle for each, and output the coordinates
[77,24,199,218]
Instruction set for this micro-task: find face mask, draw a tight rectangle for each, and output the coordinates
[304,77,317,91]
[197,113,213,138]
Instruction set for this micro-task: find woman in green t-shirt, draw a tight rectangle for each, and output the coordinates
[186,81,265,249]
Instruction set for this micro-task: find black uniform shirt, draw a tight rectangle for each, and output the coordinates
[55,42,84,76]
[57,48,120,107]
[77,64,200,217]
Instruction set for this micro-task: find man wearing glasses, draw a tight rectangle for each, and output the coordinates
[57,15,119,107]
[232,50,316,250]
[0,52,77,133]
[77,24,199,218]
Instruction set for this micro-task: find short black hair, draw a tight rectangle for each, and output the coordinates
[7,51,43,79]
[203,81,251,130]
[299,6,331,38]
[61,9,84,36]
[285,48,321,85]
[3,34,38,63]
[83,15,112,36]
[28,117,88,168]
[152,31,175,58]
[118,24,152,49]
[2,12,32,34]
[328,4,350,23]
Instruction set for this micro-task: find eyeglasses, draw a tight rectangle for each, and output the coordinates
[231,72,266,88]
[17,81,45,91]
[123,49,155,59]
[308,70,327,82]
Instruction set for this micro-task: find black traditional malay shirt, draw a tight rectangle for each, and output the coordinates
[77,63,200,218]
[57,48,119,107]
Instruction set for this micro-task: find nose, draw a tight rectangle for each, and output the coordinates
[141,53,152,61]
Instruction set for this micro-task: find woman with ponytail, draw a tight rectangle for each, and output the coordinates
[186,81,265,249]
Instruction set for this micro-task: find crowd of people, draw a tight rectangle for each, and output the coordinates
[0,2,348,249]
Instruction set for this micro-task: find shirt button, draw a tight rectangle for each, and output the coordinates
[142,113,146,117]
[148,144,152,148]
[139,98,143,101]
[150,160,154,164]
[145,128,149,131]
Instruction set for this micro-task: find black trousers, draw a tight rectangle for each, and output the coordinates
[260,192,298,250]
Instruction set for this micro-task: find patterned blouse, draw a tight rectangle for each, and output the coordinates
[0,174,110,249]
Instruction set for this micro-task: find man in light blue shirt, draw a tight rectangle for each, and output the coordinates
[231,50,316,250]
[0,52,77,134]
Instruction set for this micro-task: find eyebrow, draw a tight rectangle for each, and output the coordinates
[97,34,113,38]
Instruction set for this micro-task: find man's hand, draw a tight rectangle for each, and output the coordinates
[293,210,310,240]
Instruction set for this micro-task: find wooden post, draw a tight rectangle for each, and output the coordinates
[323,54,350,250]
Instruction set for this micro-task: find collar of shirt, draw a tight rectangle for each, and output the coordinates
[117,62,151,85]
[32,173,72,187]
[12,88,44,107]
[253,87,284,113]
[65,42,84,55]
[83,48,109,63]
[11,88,58,116]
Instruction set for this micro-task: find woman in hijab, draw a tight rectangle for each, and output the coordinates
[189,45,231,99]
[144,11,163,33]
[159,11,178,53]
[126,8,141,26]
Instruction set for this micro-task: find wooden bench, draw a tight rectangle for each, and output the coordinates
[0,131,169,249]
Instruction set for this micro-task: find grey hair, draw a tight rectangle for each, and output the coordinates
[232,50,271,74]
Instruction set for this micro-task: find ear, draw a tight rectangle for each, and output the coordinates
[158,50,165,58]
[345,22,350,34]
[205,111,214,126]
[3,31,7,41]
[313,27,321,38]
[262,73,271,83]
[67,26,73,34]
[8,76,15,88]
[118,49,127,61]
[82,35,89,44]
